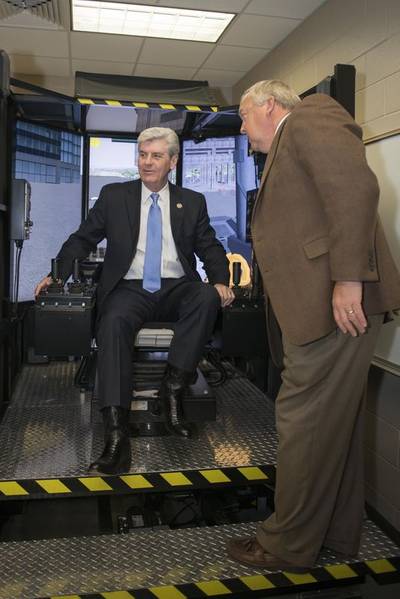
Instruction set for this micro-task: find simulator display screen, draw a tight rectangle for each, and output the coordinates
[88,137,176,255]
[88,137,138,213]
[87,134,256,277]
[12,121,83,301]
[182,135,257,277]
[88,136,176,213]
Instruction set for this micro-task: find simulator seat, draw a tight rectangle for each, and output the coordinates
[34,259,217,435]
[77,320,216,436]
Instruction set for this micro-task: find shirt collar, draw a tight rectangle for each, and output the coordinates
[142,181,169,204]
[274,112,291,137]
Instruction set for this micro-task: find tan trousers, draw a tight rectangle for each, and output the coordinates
[257,314,383,567]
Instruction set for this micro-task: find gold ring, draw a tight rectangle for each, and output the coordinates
[346,309,355,315]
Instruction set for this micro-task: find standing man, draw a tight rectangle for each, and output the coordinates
[227,81,400,571]
[35,127,234,475]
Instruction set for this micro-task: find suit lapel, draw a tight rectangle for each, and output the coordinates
[169,183,184,243]
[251,119,288,227]
[125,179,142,247]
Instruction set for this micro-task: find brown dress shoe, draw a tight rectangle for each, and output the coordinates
[227,536,310,573]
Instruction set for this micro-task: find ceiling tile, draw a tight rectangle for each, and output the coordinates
[157,0,248,12]
[139,38,213,67]
[0,28,68,57]
[10,55,70,77]
[71,31,143,62]
[202,46,267,72]
[196,68,244,86]
[244,0,326,19]
[72,59,134,76]
[134,63,197,79]
[0,11,61,29]
[220,14,299,48]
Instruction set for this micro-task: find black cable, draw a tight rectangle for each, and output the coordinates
[12,241,23,318]
[203,349,228,387]
[168,498,199,528]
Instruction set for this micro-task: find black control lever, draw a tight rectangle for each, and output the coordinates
[51,258,59,281]
[69,258,84,294]
[232,261,242,288]
[72,258,80,282]
[250,253,262,299]
[47,258,64,294]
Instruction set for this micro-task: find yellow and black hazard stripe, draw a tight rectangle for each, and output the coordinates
[0,465,275,500]
[77,97,219,112]
[40,557,400,599]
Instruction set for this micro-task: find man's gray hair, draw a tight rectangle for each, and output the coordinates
[137,127,180,157]
[241,80,301,110]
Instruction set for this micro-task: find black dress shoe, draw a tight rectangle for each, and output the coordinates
[89,406,131,475]
[159,363,194,438]
[227,536,311,572]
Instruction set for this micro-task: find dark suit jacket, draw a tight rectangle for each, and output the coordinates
[252,93,400,345]
[56,179,229,314]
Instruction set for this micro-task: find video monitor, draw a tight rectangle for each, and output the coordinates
[88,137,139,213]
[87,134,256,279]
[11,121,83,300]
[88,136,176,252]
[182,135,256,278]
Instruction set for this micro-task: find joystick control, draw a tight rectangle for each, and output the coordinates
[47,258,64,294]
[68,258,84,294]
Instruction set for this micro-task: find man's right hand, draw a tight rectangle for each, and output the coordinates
[34,276,52,298]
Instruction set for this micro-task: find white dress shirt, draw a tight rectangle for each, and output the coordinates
[124,182,185,280]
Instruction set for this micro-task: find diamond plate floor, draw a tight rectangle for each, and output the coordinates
[0,362,277,479]
[0,520,398,599]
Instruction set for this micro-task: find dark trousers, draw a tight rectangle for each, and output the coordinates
[96,277,221,409]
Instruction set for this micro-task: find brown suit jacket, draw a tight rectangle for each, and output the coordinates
[252,93,400,346]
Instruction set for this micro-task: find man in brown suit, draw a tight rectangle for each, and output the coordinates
[227,80,400,571]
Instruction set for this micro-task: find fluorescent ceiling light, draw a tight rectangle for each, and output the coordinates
[71,1,235,43]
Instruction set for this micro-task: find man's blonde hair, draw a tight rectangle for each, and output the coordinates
[241,80,301,110]
[137,127,180,157]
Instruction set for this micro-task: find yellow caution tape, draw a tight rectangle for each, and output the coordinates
[161,472,193,486]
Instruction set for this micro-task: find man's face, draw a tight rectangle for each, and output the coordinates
[239,96,275,153]
[138,138,178,192]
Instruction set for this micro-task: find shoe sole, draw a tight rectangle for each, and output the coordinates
[227,548,311,573]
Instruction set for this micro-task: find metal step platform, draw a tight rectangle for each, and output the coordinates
[0,521,399,599]
[0,362,277,499]
[0,362,399,599]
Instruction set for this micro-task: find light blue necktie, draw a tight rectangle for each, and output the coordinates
[143,192,162,292]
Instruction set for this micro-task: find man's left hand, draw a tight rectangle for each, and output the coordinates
[214,284,235,307]
[332,281,367,336]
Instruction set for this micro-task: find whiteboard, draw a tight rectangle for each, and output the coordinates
[365,134,400,374]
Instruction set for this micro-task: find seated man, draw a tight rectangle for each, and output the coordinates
[35,127,234,475]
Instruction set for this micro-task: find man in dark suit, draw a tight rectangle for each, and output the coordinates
[35,127,234,475]
[227,81,400,571]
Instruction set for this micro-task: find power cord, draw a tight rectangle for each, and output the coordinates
[11,240,23,319]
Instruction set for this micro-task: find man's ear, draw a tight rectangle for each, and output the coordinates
[265,96,275,115]
[170,154,179,170]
